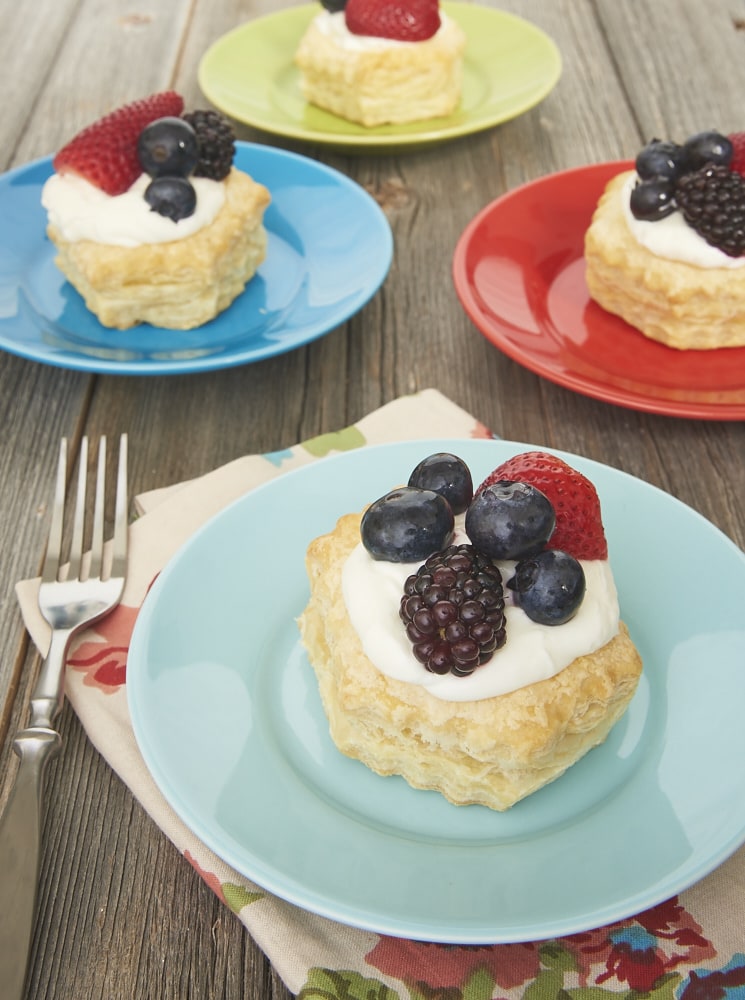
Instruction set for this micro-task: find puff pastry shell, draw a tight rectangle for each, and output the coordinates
[294,14,466,127]
[298,511,642,811]
[47,167,270,330]
[585,170,745,350]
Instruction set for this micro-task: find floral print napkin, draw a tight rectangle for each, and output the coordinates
[15,390,745,999]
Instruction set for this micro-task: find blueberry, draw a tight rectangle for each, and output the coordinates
[144,176,197,221]
[635,140,690,182]
[683,130,733,170]
[629,179,677,221]
[138,117,199,178]
[508,550,585,625]
[408,453,473,515]
[464,481,555,560]
[361,487,454,562]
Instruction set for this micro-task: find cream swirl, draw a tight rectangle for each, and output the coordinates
[621,173,745,269]
[341,520,620,703]
[41,171,225,248]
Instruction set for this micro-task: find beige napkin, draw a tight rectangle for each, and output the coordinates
[15,390,745,998]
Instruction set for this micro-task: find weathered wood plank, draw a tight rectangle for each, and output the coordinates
[0,0,743,997]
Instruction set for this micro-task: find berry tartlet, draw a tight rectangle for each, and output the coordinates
[42,93,270,330]
[298,450,642,811]
[585,129,745,350]
[294,0,466,127]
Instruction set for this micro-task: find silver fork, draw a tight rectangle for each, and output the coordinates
[0,434,128,1000]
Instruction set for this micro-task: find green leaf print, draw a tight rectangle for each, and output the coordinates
[221,882,263,914]
[523,969,566,1000]
[566,976,680,1000]
[297,967,401,1000]
[302,427,367,457]
[539,942,580,975]
[461,964,498,1000]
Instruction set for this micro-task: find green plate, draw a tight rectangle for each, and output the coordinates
[198,2,562,149]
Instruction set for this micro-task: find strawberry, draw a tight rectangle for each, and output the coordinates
[345,0,440,42]
[728,132,745,179]
[53,91,184,196]
[477,451,608,561]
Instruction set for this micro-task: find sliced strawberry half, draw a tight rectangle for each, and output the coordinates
[477,451,608,561]
[53,91,184,196]
[345,0,440,41]
[728,132,745,179]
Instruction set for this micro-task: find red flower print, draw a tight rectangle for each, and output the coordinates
[67,602,140,693]
[184,850,226,905]
[636,898,714,967]
[679,955,745,999]
[365,937,540,992]
[564,896,716,991]
[597,937,667,993]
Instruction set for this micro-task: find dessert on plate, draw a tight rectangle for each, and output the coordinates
[299,450,642,811]
[294,0,466,128]
[585,129,745,350]
[42,92,270,330]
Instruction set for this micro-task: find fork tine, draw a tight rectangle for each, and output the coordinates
[41,439,68,584]
[88,436,106,581]
[67,436,88,582]
[110,434,128,581]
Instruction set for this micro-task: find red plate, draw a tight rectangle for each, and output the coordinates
[452,160,745,420]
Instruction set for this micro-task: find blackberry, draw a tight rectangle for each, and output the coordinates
[675,164,745,257]
[399,544,506,677]
[182,109,235,180]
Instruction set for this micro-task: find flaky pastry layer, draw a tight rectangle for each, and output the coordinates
[585,170,745,350]
[298,511,642,811]
[294,16,466,127]
[47,167,270,330]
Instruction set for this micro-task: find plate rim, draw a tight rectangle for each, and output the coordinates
[197,1,562,149]
[0,141,392,374]
[451,160,745,420]
[127,437,745,943]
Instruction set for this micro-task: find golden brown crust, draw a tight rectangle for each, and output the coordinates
[585,170,745,350]
[293,16,465,127]
[298,511,643,811]
[47,168,270,330]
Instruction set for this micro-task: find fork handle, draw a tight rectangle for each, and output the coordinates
[30,628,73,730]
[0,727,61,999]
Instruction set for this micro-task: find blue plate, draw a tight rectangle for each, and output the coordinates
[0,143,392,374]
[128,440,745,942]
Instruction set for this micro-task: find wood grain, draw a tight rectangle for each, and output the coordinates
[0,0,743,996]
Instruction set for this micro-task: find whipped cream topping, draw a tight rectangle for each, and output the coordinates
[311,9,449,51]
[342,519,620,703]
[41,171,226,248]
[621,173,745,269]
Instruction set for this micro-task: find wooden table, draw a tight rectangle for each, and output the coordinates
[1,0,744,996]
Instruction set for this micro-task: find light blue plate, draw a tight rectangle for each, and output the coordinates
[128,440,745,942]
[0,143,392,374]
